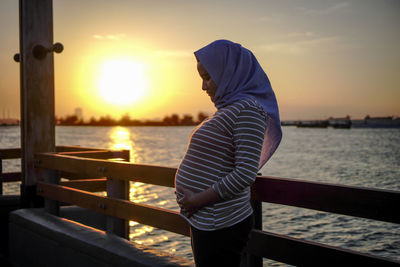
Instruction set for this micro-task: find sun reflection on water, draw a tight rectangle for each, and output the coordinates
[108,126,139,163]
[108,127,170,247]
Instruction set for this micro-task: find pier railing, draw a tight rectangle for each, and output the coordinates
[0,148,22,195]
[0,146,130,195]
[1,147,399,266]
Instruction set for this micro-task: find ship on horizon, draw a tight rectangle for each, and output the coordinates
[282,115,400,129]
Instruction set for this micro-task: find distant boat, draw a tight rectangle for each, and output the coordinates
[296,120,329,128]
[283,116,400,129]
[328,117,352,129]
[352,116,400,128]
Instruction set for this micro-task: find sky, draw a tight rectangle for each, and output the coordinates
[0,0,399,121]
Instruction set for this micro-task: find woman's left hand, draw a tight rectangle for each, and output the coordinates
[176,186,200,218]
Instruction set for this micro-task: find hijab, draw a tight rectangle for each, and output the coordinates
[194,40,282,169]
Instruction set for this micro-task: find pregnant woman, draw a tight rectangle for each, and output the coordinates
[175,40,282,267]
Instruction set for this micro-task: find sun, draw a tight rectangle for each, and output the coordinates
[98,59,148,105]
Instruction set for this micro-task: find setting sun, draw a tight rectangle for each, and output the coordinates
[98,59,148,105]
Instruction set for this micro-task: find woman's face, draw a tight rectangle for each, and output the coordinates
[197,62,217,99]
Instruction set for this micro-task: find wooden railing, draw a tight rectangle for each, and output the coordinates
[0,146,131,195]
[0,146,131,237]
[1,148,399,266]
[0,148,22,194]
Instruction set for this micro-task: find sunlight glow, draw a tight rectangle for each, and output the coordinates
[98,59,148,105]
[109,126,133,151]
[108,126,141,163]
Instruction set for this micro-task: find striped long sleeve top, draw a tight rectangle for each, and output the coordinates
[175,98,267,231]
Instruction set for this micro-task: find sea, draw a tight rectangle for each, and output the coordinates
[1,125,399,266]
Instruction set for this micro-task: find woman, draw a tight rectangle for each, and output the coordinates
[175,40,282,267]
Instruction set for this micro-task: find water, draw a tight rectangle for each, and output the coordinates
[1,126,399,265]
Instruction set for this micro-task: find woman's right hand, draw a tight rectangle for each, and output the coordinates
[176,186,200,218]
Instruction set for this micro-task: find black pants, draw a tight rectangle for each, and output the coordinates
[190,214,254,267]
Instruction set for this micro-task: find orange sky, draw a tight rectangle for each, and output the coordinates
[0,0,399,120]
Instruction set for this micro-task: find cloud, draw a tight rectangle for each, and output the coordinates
[258,35,345,55]
[92,33,126,41]
[256,14,284,24]
[286,31,315,38]
[152,49,193,58]
[297,2,350,15]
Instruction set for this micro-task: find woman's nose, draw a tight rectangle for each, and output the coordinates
[202,80,207,91]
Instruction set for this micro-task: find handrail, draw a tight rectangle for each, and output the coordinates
[0,146,128,160]
[60,178,106,192]
[0,147,129,186]
[252,176,400,224]
[35,152,400,224]
[246,229,399,266]
[2,172,21,182]
[36,181,190,236]
[56,150,129,159]
[0,147,129,200]
[0,148,21,159]
[35,153,176,187]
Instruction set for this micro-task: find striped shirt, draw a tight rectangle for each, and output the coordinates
[175,98,267,230]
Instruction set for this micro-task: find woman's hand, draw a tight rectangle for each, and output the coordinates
[176,186,200,218]
[176,185,221,218]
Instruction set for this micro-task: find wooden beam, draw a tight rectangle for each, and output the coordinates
[0,156,2,194]
[0,149,21,159]
[36,182,190,236]
[247,229,400,266]
[59,171,104,180]
[0,148,126,159]
[0,147,113,158]
[57,150,129,160]
[2,172,22,182]
[60,179,106,192]
[252,176,400,224]
[55,146,111,152]
[35,153,176,187]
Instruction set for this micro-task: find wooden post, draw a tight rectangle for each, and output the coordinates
[242,174,263,267]
[249,199,263,267]
[43,169,60,215]
[106,150,130,239]
[19,0,57,208]
[0,153,3,195]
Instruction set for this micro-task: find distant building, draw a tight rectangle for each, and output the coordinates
[74,108,83,121]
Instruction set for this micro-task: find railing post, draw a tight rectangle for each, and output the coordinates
[250,199,263,266]
[242,174,263,267]
[19,0,56,208]
[43,169,60,215]
[0,152,3,195]
[106,149,130,239]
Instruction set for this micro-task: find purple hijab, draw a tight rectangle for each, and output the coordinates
[194,40,282,169]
